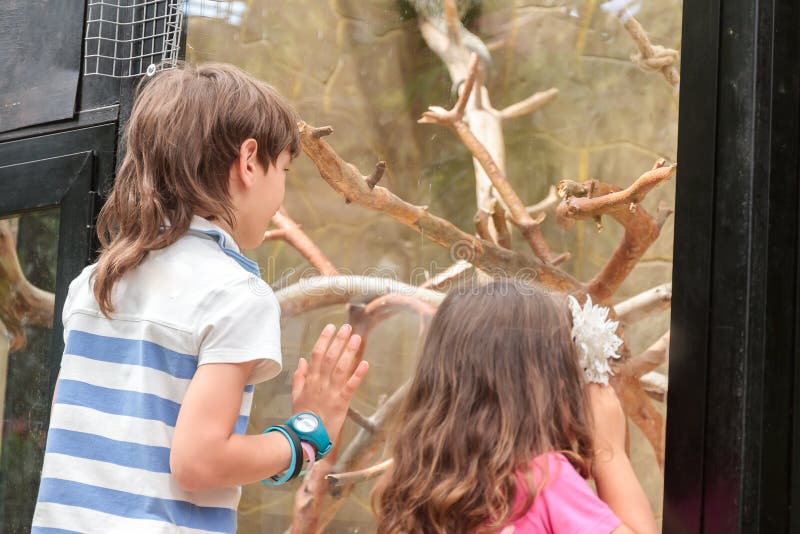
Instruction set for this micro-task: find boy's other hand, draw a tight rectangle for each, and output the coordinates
[291,324,369,442]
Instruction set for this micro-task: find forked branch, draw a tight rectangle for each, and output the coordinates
[556,160,676,302]
[298,121,581,291]
[419,55,567,266]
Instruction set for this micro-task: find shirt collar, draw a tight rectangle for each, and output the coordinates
[184,215,261,277]
[187,215,241,253]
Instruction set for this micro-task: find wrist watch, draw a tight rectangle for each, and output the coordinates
[286,412,333,460]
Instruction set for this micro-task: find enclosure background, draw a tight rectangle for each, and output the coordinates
[186,0,679,530]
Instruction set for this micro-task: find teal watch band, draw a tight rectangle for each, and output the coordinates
[285,412,333,460]
[261,425,302,485]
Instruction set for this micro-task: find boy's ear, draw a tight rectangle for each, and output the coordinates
[234,138,259,188]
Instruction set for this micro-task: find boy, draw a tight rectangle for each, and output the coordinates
[31,63,367,532]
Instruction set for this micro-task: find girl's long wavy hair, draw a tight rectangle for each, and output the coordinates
[373,279,594,533]
[92,62,299,316]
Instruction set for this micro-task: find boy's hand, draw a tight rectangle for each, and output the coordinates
[587,383,627,458]
[291,324,368,442]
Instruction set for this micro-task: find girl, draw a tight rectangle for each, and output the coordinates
[374,279,657,533]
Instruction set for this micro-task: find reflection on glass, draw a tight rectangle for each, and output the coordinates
[0,210,59,531]
[187,1,678,531]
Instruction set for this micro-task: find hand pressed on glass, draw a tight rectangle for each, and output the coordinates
[291,323,369,443]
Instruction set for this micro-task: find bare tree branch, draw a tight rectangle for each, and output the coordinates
[557,161,676,221]
[640,371,667,402]
[274,275,445,318]
[262,228,289,242]
[0,218,54,352]
[334,381,409,481]
[499,88,559,121]
[420,260,473,290]
[268,206,339,276]
[556,160,676,302]
[443,0,462,45]
[365,161,387,190]
[298,121,582,291]
[474,208,492,242]
[525,185,560,218]
[623,331,670,379]
[491,207,512,249]
[326,458,393,487]
[347,407,376,433]
[420,55,568,265]
[612,373,666,468]
[614,283,672,323]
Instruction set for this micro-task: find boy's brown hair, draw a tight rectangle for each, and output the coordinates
[92,62,299,316]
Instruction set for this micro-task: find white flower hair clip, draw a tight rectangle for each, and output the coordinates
[568,295,623,386]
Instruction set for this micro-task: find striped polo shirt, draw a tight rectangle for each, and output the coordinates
[32,216,282,533]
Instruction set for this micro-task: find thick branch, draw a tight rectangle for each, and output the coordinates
[557,161,676,302]
[274,276,445,318]
[299,121,581,291]
[614,283,672,323]
[268,206,339,276]
[0,218,55,351]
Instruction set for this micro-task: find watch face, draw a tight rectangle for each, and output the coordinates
[295,414,318,433]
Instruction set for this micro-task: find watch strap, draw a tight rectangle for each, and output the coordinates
[300,441,316,475]
[261,424,303,485]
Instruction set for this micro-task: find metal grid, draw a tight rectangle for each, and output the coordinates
[184,0,246,26]
[84,0,186,78]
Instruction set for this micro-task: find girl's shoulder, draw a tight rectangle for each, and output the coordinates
[508,453,621,534]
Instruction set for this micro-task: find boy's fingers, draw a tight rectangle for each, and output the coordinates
[341,360,369,400]
[333,335,362,381]
[321,324,352,374]
[309,324,336,374]
[291,357,308,401]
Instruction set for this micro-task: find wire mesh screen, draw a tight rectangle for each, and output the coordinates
[84,0,186,78]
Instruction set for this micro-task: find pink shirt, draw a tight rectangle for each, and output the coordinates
[505,453,621,534]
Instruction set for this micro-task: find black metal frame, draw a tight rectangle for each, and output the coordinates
[0,124,117,392]
[665,0,800,532]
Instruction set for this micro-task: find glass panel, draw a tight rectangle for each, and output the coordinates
[0,209,59,530]
[187,1,679,531]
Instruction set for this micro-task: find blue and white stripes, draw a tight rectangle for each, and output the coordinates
[33,216,283,533]
[34,328,252,533]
